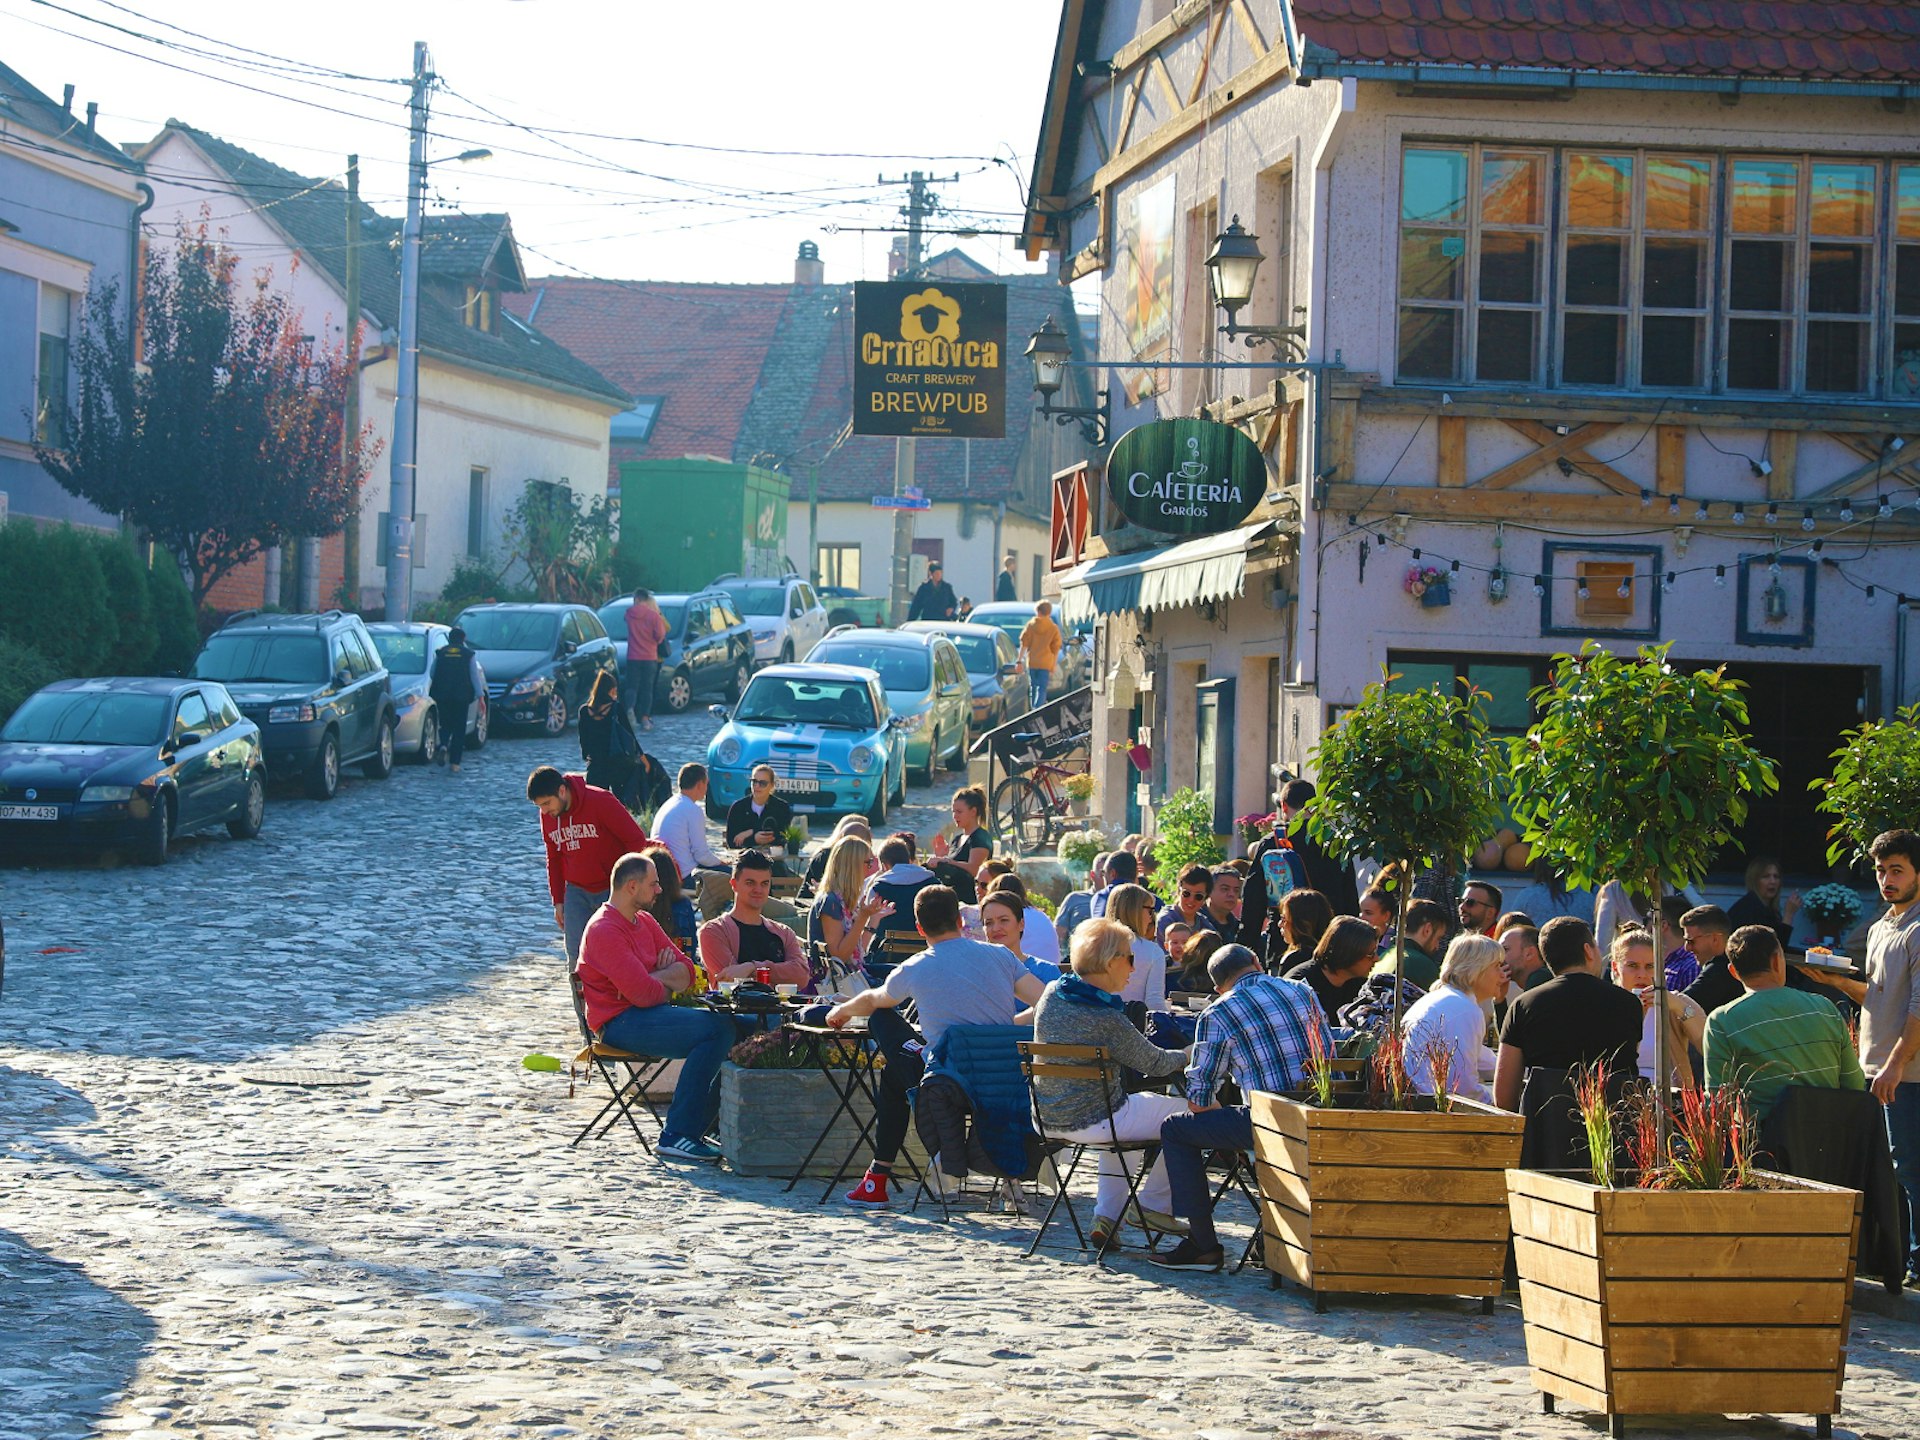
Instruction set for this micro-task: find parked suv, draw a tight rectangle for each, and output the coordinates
[456,603,617,736]
[595,589,755,713]
[714,573,830,666]
[190,610,397,800]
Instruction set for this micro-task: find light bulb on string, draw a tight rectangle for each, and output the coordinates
[1765,502,1778,525]
[1733,503,1746,525]
[1801,507,1815,531]
[1878,495,1893,519]
[1840,500,1855,522]
[1450,559,1460,574]
[1866,586,1878,606]
[1616,578,1631,599]
[1577,583,1591,601]
[1411,548,1421,561]
[1639,489,1651,507]
[1694,501,1710,521]
[1667,494,1680,516]
[1661,571,1675,594]
[1714,565,1727,587]
[1532,575,1546,598]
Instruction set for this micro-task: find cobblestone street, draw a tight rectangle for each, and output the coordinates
[3,715,1918,1440]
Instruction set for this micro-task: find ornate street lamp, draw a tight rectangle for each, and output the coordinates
[1025,315,1110,446]
[1206,215,1307,356]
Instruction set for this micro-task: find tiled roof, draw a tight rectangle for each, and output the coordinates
[145,123,624,407]
[510,279,796,460]
[0,59,141,169]
[1293,1,1920,83]
[506,261,1091,513]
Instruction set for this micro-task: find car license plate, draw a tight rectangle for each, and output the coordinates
[776,777,821,794]
[0,804,57,821]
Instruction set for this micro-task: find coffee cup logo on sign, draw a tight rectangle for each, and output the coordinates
[1105,418,1266,535]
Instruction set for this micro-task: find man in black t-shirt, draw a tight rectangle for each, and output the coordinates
[1495,916,1642,1111]
[1681,905,1743,1014]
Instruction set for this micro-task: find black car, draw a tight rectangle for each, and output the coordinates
[595,590,755,713]
[0,677,267,865]
[457,603,617,735]
[190,610,397,800]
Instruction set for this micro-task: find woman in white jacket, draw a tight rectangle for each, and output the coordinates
[1402,933,1508,1104]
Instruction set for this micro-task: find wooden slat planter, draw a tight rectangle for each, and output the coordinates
[1249,1092,1525,1311]
[1507,1168,1862,1439]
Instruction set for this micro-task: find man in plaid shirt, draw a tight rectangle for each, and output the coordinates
[1151,943,1331,1271]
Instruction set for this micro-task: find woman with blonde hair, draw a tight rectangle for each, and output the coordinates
[813,835,892,977]
[1105,883,1168,1009]
[1030,918,1191,1251]
[1401,933,1508,1103]
[804,815,871,893]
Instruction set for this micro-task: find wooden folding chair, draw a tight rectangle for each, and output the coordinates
[566,971,671,1152]
[1017,1042,1178,1265]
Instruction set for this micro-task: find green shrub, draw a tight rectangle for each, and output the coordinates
[1147,788,1225,903]
[440,554,524,607]
[145,552,201,675]
[93,534,157,673]
[0,523,111,676]
[0,637,58,727]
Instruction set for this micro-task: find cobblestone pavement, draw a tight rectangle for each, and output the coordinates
[2,712,1917,1440]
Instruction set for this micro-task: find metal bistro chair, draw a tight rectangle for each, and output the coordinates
[1017,1042,1179,1266]
[565,970,672,1153]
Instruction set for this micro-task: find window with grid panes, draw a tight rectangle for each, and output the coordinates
[1561,153,1713,389]
[1890,167,1920,398]
[1398,147,1549,384]
[1726,158,1880,395]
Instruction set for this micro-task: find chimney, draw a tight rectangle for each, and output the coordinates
[61,84,75,112]
[84,101,98,134]
[887,236,909,278]
[794,239,824,287]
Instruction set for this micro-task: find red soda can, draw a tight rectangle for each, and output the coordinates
[754,965,773,985]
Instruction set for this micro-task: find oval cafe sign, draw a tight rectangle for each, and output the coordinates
[1106,418,1265,535]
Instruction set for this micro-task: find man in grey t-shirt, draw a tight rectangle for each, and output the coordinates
[827,885,1045,1208]
[1819,829,1920,1283]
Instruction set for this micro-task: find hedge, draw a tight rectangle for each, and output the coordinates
[0,525,201,694]
[0,637,59,728]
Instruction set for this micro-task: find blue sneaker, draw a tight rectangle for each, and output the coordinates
[658,1132,722,1163]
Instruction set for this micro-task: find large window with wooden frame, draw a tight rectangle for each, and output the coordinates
[1397,144,1920,400]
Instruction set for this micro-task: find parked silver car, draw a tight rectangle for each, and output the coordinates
[364,622,489,763]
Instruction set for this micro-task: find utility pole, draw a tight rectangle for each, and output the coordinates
[333,153,362,611]
[875,169,957,622]
[385,42,430,622]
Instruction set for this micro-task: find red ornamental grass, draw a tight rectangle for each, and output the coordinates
[1571,1060,1616,1190]
[1415,1035,1455,1113]
[1660,1084,1758,1191]
[1622,1087,1663,1188]
[1370,1030,1412,1110]
[1304,1019,1337,1108]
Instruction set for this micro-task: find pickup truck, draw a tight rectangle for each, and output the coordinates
[816,586,892,629]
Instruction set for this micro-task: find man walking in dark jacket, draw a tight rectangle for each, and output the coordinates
[907,561,958,622]
[429,627,479,773]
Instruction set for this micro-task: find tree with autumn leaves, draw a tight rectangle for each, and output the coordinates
[36,223,378,608]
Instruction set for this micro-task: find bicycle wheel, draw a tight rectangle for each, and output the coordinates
[992,774,1055,854]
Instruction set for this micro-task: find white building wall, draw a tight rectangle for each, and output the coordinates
[807,501,1051,607]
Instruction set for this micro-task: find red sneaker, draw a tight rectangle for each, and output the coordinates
[843,1171,892,1207]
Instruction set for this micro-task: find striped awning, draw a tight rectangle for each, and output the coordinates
[1058,521,1274,623]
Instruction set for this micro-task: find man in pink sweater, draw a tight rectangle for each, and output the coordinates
[578,851,735,1162]
[624,589,670,732]
[528,765,649,963]
[698,850,811,987]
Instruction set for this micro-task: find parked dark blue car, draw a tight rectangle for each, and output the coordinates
[0,677,267,866]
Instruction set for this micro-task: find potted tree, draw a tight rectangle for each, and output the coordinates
[1508,1072,1860,1438]
[1251,673,1521,1311]
[1812,701,1920,869]
[1508,641,1778,1142]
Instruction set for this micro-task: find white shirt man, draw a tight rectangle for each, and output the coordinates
[651,763,731,918]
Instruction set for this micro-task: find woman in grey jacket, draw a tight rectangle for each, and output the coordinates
[1032,918,1190,1249]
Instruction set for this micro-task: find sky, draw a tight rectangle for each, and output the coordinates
[5,0,1061,286]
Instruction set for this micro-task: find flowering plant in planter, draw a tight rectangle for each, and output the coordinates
[1056,827,1104,871]
[1107,737,1152,772]
[1236,810,1276,848]
[1800,883,1863,939]
[1063,772,1096,803]
[1403,564,1444,598]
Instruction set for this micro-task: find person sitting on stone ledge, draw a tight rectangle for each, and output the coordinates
[698,851,809,987]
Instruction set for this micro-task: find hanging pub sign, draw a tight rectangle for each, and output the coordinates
[852,280,1006,439]
[1106,417,1265,535]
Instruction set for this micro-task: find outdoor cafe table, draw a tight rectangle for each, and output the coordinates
[781,1020,925,1203]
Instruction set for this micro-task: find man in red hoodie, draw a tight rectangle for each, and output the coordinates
[578,851,736,1162]
[528,765,649,963]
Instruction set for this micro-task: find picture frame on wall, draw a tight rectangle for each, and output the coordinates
[1539,542,1664,640]
[1735,553,1817,648]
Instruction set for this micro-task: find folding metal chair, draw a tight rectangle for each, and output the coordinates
[1017,1042,1178,1265]
[566,971,671,1151]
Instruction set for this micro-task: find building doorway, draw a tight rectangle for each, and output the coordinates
[1717,662,1875,878]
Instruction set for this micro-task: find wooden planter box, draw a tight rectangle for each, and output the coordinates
[1507,1168,1862,1438]
[1250,1091,1525,1310]
[716,1062,926,1178]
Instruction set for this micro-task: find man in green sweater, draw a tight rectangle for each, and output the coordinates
[1704,924,1864,1116]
